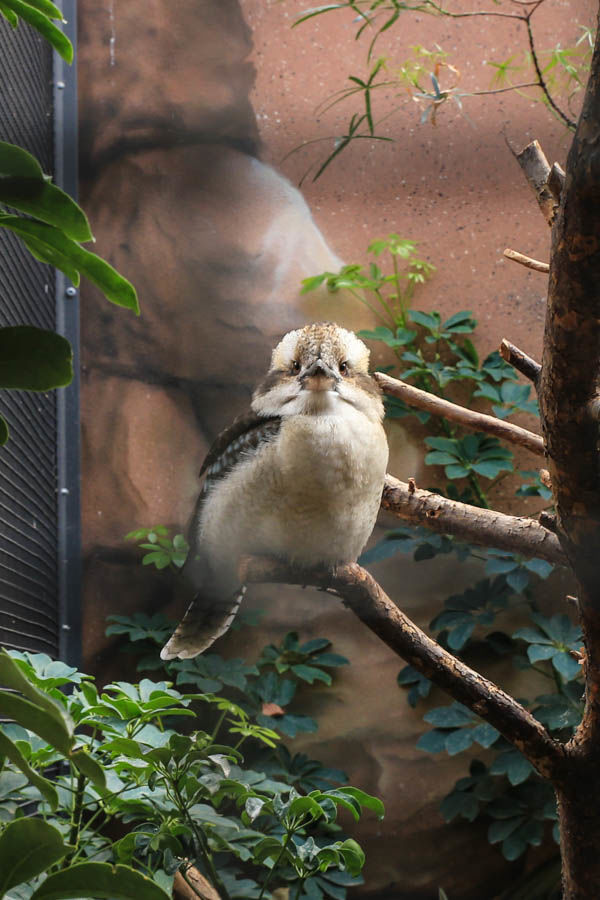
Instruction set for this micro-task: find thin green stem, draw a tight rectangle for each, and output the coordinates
[258,831,295,900]
[173,782,231,900]
[468,472,489,509]
[391,255,407,326]
[348,287,389,326]
[293,878,306,900]
[211,709,227,742]
[62,770,87,869]
[373,287,396,328]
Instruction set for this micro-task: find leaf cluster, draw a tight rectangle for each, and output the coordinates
[0,23,138,444]
[0,634,381,900]
[288,1,590,177]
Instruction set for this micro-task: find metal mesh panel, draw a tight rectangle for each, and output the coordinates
[0,18,59,655]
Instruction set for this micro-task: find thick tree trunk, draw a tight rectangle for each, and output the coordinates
[556,765,600,900]
[539,3,600,897]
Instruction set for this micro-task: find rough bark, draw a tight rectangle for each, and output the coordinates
[382,474,566,565]
[374,372,545,455]
[537,4,600,897]
[239,556,565,779]
[556,770,600,900]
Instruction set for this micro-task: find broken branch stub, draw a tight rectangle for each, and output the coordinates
[516,139,559,226]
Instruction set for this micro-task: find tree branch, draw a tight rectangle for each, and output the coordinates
[499,339,542,385]
[504,247,549,273]
[524,12,576,132]
[239,556,566,780]
[381,474,566,565]
[373,371,544,456]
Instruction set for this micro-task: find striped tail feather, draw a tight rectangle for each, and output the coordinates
[160,585,246,660]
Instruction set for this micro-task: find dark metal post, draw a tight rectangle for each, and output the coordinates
[54,0,82,667]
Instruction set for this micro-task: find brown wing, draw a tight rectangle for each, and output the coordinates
[161,411,282,661]
[186,411,282,551]
[199,409,281,479]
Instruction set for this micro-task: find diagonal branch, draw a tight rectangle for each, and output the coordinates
[382,474,566,565]
[240,556,566,781]
[373,371,545,456]
[499,339,542,385]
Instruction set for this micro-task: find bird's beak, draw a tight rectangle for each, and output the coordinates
[301,358,338,391]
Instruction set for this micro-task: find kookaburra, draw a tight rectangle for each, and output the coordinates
[161,322,389,660]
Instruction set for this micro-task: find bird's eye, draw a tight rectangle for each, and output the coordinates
[339,361,348,375]
[291,360,301,373]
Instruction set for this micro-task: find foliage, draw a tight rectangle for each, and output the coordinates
[287,1,594,180]
[0,16,138,445]
[303,235,580,884]
[0,636,382,900]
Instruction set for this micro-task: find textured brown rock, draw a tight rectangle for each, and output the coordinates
[80,373,204,552]
[80,144,373,386]
[78,0,259,171]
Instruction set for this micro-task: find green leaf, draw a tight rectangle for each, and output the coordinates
[424,704,473,728]
[523,558,554,578]
[488,816,524,844]
[409,309,440,331]
[0,730,58,808]
[527,644,557,664]
[300,274,328,293]
[425,451,460,466]
[440,790,479,822]
[502,834,527,861]
[446,464,471,479]
[337,786,385,819]
[444,728,474,756]
[0,650,73,730]
[0,414,8,445]
[513,627,552,645]
[69,748,106,789]
[490,751,533,786]
[0,5,19,25]
[358,326,416,348]
[416,730,448,753]
[313,652,349,668]
[446,621,475,651]
[471,459,513,479]
[30,862,172,900]
[10,0,63,17]
[552,651,582,682]
[506,569,530,593]
[0,819,68,893]
[0,693,72,755]
[470,723,500,748]
[0,144,92,242]
[290,664,331,685]
[337,838,365,876]
[0,0,72,61]
[0,326,72,390]
[0,216,138,313]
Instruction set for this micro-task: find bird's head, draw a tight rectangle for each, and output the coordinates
[252,322,384,421]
